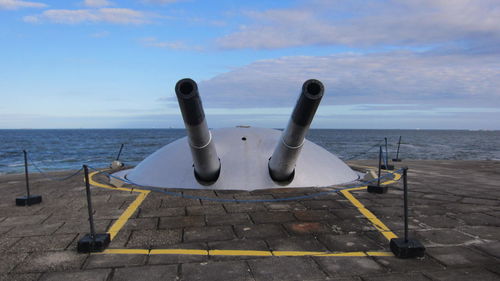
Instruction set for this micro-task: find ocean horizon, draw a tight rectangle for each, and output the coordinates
[1,128,499,175]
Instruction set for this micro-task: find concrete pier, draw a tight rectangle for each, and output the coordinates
[0,160,499,280]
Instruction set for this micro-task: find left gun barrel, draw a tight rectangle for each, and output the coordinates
[175,78,220,183]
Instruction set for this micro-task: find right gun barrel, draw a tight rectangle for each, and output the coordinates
[175,78,220,183]
[269,79,324,182]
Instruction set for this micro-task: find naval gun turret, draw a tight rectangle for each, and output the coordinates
[175,78,220,183]
[113,78,359,191]
[269,79,324,182]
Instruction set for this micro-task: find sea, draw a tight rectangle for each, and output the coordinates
[1,129,499,175]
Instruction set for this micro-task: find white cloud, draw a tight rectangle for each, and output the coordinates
[197,51,500,108]
[217,0,500,51]
[82,0,113,8]
[23,8,150,24]
[140,37,202,51]
[0,0,46,10]
[140,0,180,4]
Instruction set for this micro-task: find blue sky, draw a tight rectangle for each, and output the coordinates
[1,0,499,129]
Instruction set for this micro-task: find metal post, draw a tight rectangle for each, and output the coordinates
[403,167,409,242]
[23,150,31,198]
[395,136,402,160]
[384,137,389,167]
[116,144,124,161]
[83,165,96,240]
[377,146,382,186]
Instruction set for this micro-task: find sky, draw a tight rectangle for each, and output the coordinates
[0,0,499,129]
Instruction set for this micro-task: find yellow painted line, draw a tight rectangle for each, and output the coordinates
[341,180,399,241]
[210,250,272,256]
[366,251,394,257]
[151,249,208,255]
[89,170,150,240]
[88,166,401,256]
[101,249,150,254]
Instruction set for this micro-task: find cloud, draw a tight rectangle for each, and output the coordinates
[82,0,113,8]
[196,51,500,108]
[140,37,203,51]
[0,0,46,10]
[217,0,500,52]
[140,0,181,4]
[23,7,150,24]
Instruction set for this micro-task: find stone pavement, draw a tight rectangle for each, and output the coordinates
[0,160,499,280]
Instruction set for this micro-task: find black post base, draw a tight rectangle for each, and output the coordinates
[390,238,425,258]
[381,164,395,170]
[367,185,388,194]
[392,158,402,162]
[16,195,42,206]
[77,233,110,253]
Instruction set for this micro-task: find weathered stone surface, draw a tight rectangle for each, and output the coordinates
[39,269,110,281]
[8,234,77,252]
[0,273,41,281]
[267,236,327,252]
[426,246,498,267]
[0,252,28,274]
[248,257,327,281]
[187,205,226,216]
[112,265,178,280]
[314,256,385,277]
[205,213,251,226]
[183,226,234,243]
[425,268,500,281]
[317,234,383,252]
[250,211,296,224]
[159,216,205,229]
[182,261,253,281]
[15,251,87,273]
[148,243,208,265]
[138,207,185,218]
[126,229,182,248]
[372,256,444,273]
[85,254,146,269]
[361,272,431,281]
[234,224,287,239]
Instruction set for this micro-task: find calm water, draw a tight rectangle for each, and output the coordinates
[1,129,499,174]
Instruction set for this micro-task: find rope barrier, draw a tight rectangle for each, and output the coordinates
[27,154,84,181]
[88,165,403,203]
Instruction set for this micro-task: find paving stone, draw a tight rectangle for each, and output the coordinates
[161,198,201,208]
[425,268,500,281]
[183,226,234,242]
[301,200,346,210]
[283,222,331,235]
[127,229,182,248]
[462,198,499,206]
[55,220,111,235]
[112,265,178,280]
[107,230,131,248]
[186,205,226,216]
[234,224,287,239]
[14,251,87,273]
[461,226,500,240]
[6,222,64,238]
[85,254,146,269]
[0,273,41,281]
[206,213,251,226]
[250,212,296,224]
[208,239,270,261]
[293,210,338,221]
[8,234,77,252]
[116,218,157,231]
[148,242,208,265]
[159,216,205,229]
[38,269,110,281]
[223,203,267,213]
[361,272,431,281]
[181,261,253,281]
[138,207,185,218]
[373,255,444,273]
[426,246,498,267]
[414,229,475,245]
[456,213,500,226]
[314,256,387,277]
[416,215,461,228]
[265,202,306,212]
[317,234,384,252]
[474,241,500,258]
[248,256,327,281]
[0,215,49,227]
[0,237,20,252]
[0,252,28,274]
[267,236,328,252]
